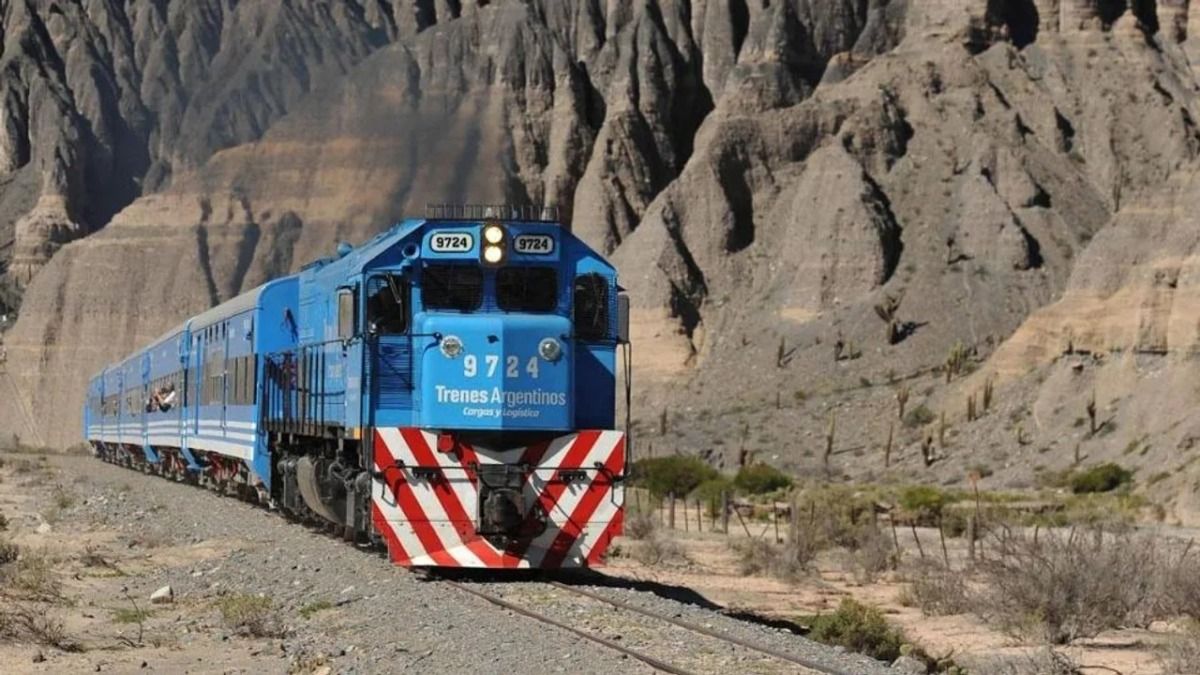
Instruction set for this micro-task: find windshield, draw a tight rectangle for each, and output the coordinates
[422,265,483,312]
[367,274,409,334]
[497,267,558,312]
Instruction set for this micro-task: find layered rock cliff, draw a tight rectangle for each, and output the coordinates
[5,0,1200,516]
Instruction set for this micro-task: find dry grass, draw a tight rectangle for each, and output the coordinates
[127,529,172,549]
[846,524,897,583]
[631,533,690,567]
[980,647,1080,674]
[624,511,656,540]
[733,538,813,583]
[0,547,64,603]
[0,604,78,651]
[1160,622,1200,674]
[900,561,970,615]
[0,538,18,565]
[216,594,286,638]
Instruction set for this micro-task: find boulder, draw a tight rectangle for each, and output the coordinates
[150,586,174,604]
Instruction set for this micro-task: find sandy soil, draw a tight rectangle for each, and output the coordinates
[601,508,1182,674]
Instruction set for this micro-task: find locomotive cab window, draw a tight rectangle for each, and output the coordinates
[421,265,482,312]
[337,288,356,339]
[573,273,610,341]
[496,267,558,312]
[366,274,409,334]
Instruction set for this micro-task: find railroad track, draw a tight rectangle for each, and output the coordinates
[440,577,852,675]
[91,452,867,674]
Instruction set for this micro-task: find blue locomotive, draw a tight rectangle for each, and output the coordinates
[83,206,630,568]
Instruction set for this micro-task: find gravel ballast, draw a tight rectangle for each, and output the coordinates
[6,453,899,673]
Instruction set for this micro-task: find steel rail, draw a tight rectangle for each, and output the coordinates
[444,580,695,675]
[547,581,850,675]
[88,452,854,675]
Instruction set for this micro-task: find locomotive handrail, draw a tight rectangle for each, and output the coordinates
[262,341,351,437]
[424,203,559,222]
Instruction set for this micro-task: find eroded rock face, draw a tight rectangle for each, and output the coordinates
[0,0,394,281]
[5,0,1200,472]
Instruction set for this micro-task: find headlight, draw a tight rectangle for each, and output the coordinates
[483,225,505,244]
[440,335,464,359]
[483,245,504,264]
[538,337,562,362]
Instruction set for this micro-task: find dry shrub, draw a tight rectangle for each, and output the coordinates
[624,511,656,540]
[1160,621,1200,674]
[0,539,18,565]
[1154,547,1200,619]
[975,527,1162,643]
[217,594,285,638]
[801,598,905,662]
[733,538,810,583]
[127,529,172,549]
[0,604,78,651]
[0,548,63,603]
[10,458,38,474]
[847,524,898,583]
[902,561,970,615]
[51,484,76,510]
[980,647,1080,675]
[632,533,689,567]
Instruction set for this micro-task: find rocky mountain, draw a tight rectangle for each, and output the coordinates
[4,0,1200,519]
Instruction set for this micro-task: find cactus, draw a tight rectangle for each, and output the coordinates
[921,434,935,467]
[1086,389,1097,435]
[824,412,836,467]
[896,384,910,420]
[967,394,977,422]
[846,340,861,360]
[874,293,904,345]
[1016,424,1030,446]
[944,341,969,382]
[982,376,994,412]
[938,411,947,448]
[660,408,669,436]
[884,422,894,468]
[777,336,796,368]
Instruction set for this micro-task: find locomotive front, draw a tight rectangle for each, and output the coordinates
[365,214,628,568]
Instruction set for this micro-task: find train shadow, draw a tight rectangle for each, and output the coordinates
[425,567,807,635]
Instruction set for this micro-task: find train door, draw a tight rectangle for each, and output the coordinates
[193,331,203,436]
[116,369,124,443]
[141,352,151,450]
[364,273,412,428]
[221,320,229,435]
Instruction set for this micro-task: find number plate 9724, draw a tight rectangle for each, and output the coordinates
[429,232,474,253]
[514,234,554,255]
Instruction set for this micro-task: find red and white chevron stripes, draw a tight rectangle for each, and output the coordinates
[370,428,626,568]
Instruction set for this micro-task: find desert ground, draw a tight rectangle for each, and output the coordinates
[3,444,1198,674]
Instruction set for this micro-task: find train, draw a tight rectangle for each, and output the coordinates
[83,205,630,569]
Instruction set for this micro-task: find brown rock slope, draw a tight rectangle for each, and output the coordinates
[5,0,1200,516]
[0,0,397,281]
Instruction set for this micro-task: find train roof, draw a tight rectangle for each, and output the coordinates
[190,285,266,331]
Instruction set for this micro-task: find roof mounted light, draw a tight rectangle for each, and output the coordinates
[483,224,505,244]
[480,222,507,266]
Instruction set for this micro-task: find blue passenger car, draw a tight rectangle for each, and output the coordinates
[85,207,630,569]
